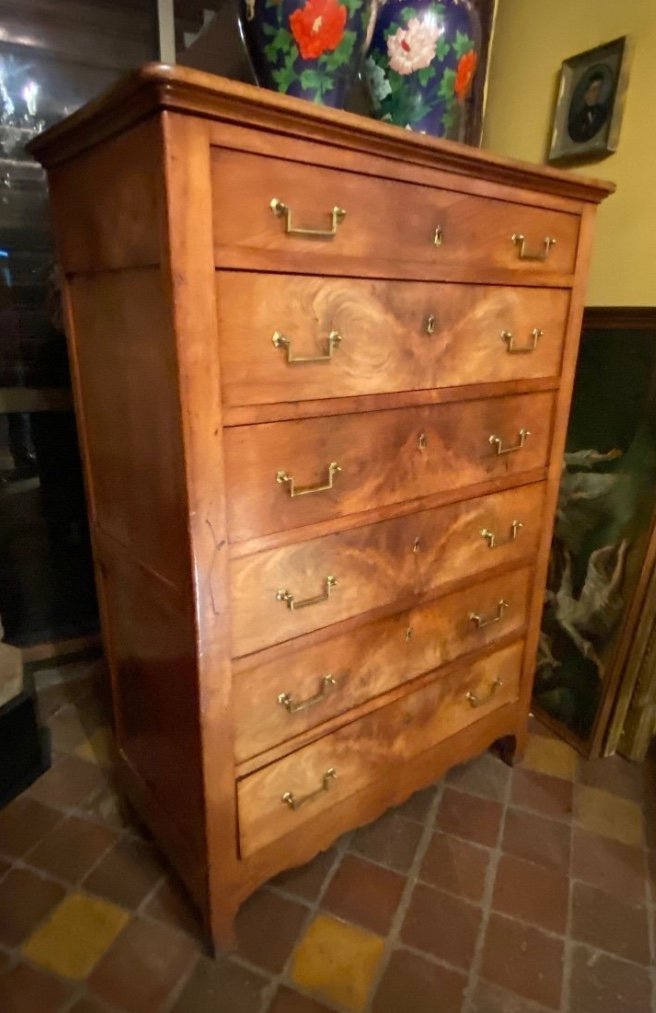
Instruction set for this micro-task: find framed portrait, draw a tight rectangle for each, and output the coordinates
[548,36,631,164]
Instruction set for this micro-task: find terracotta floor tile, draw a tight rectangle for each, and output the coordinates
[571,829,648,905]
[75,727,114,768]
[171,954,269,1013]
[445,751,510,801]
[419,831,490,902]
[77,784,134,831]
[22,892,129,981]
[571,881,651,964]
[268,986,334,1012]
[272,849,337,901]
[236,887,308,973]
[502,808,571,873]
[372,947,466,1013]
[27,756,109,810]
[0,960,74,1013]
[577,753,646,802]
[0,868,66,947]
[88,916,196,1012]
[321,854,405,934]
[575,785,645,847]
[511,768,574,822]
[48,705,92,753]
[570,943,654,1013]
[144,875,205,940]
[25,815,117,884]
[290,913,384,1013]
[435,788,503,847]
[522,734,577,781]
[469,979,553,1012]
[401,882,481,970]
[480,912,564,1010]
[348,810,423,872]
[492,853,568,934]
[394,784,438,822]
[0,797,63,858]
[83,836,165,909]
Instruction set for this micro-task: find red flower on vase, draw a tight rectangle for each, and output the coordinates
[290,0,347,60]
[454,50,478,101]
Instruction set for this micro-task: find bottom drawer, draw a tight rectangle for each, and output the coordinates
[237,640,523,857]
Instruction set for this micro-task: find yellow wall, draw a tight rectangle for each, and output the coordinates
[482,0,656,306]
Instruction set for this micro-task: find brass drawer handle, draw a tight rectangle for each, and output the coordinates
[282,768,337,811]
[480,520,523,549]
[276,461,341,497]
[272,330,342,364]
[501,328,543,354]
[466,678,503,709]
[278,674,337,714]
[489,428,530,455]
[276,575,337,611]
[469,599,509,630]
[271,198,346,238]
[512,233,556,262]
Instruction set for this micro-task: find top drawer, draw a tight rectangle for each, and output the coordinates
[211,149,580,279]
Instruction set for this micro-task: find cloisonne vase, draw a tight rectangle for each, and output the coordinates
[364,0,481,137]
[239,0,376,107]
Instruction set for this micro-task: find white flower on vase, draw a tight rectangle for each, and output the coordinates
[387,17,440,75]
[365,58,392,101]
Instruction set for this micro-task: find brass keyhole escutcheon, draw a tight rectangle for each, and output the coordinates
[418,432,428,452]
[412,537,421,554]
[405,627,414,642]
[425,313,437,336]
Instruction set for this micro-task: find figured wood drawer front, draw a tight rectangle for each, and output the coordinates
[217,274,570,407]
[230,482,544,656]
[237,640,523,856]
[234,565,532,763]
[211,149,579,276]
[225,391,554,543]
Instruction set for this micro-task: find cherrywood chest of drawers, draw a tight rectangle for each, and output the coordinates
[30,64,613,949]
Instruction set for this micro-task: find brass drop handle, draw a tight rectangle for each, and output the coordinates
[278,674,337,714]
[271,198,346,238]
[276,461,341,497]
[276,575,337,611]
[501,328,543,354]
[273,330,342,364]
[480,520,523,549]
[466,678,503,709]
[512,233,556,262]
[489,429,530,455]
[282,768,337,810]
[469,599,509,630]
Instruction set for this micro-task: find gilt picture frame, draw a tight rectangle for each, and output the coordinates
[548,36,631,164]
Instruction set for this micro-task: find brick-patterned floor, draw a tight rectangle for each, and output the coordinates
[1,657,655,1012]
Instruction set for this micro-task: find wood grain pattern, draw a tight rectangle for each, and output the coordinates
[211,148,580,277]
[217,274,570,407]
[230,483,544,656]
[234,566,532,763]
[225,391,555,543]
[238,640,523,856]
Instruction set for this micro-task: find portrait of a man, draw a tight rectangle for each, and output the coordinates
[567,67,612,143]
[549,37,630,163]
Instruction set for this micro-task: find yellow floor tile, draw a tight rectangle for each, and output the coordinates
[291,913,385,1013]
[22,891,129,980]
[575,786,645,847]
[75,727,114,768]
[522,734,578,781]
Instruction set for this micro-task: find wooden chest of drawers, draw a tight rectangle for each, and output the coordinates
[30,63,613,950]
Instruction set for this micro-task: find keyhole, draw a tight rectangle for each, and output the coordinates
[433,225,443,247]
[412,537,421,554]
[425,314,437,336]
[418,432,428,452]
[405,627,414,642]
